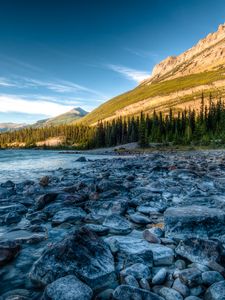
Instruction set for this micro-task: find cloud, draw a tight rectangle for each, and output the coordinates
[125,48,159,59]
[106,64,149,82]
[0,94,74,117]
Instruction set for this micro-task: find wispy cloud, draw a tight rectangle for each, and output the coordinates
[106,64,149,82]
[0,94,74,117]
[125,48,159,60]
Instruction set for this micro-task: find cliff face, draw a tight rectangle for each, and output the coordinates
[143,23,225,84]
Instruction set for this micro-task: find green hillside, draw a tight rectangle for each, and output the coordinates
[78,68,225,125]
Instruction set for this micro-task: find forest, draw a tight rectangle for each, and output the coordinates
[1,93,225,149]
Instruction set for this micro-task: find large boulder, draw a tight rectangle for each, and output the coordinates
[43,275,93,300]
[30,228,116,290]
[175,238,221,265]
[164,206,225,239]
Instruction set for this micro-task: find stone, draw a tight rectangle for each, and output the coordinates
[175,260,186,270]
[43,275,93,300]
[202,271,224,286]
[36,193,58,210]
[0,204,27,216]
[95,289,114,300]
[129,212,151,224]
[164,206,225,239]
[103,214,132,234]
[143,229,161,243]
[178,268,202,287]
[173,278,190,297]
[76,156,87,162]
[51,208,86,226]
[39,176,50,187]
[139,278,151,290]
[176,238,221,265]
[124,275,139,287]
[152,268,167,285]
[184,297,201,300]
[30,228,116,290]
[120,263,151,280]
[0,240,20,266]
[204,280,225,300]
[113,285,164,300]
[82,224,109,236]
[159,287,183,300]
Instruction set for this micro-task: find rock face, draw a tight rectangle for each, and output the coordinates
[164,206,225,239]
[43,275,93,300]
[30,228,115,290]
[143,22,225,83]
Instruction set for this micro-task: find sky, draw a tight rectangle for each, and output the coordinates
[0,0,225,123]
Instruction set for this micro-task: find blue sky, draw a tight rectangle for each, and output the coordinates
[0,0,225,123]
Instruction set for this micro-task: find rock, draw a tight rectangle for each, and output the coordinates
[143,229,161,243]
[76,156,87,162]
[137,206,159,215]
[0,204,27,216]
[39,176,50,187]
[30,228,116,290]
[82,224,109,236]
[176,238,221,265]
[178,268,202,287]
[159,287,183,300]
[0,240,20,266]
[103,214,132,234]
[152,268,167,285]
[202,271,224,286]
[95,289,114,300]
[52,208,86,226]
[175,260,186,270]
[36,193,58,210]
[43,275,93,300]
[147,227,164,238]
[120,263,151,280]
[173,278,190,297]
[189,285,204,296]
[113,285,164,300]
[140,278,151,290]
[1,212,22,225]
[204,280,225,300]
[124,275,139,287]
[184,297,201,300]
[164,206,225,239]
[129,212,151,224]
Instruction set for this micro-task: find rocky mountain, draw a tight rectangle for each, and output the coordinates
[79,23,225,125]
[33,107,88,127]
[0,123,27,132]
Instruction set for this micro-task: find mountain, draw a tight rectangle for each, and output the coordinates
[33,107,88,127]
[0,123,27,132]
[79,23,225,125]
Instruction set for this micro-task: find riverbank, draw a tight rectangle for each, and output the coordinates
[1,151,225,299]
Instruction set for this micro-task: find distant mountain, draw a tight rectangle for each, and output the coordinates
[79,22,225,125]
[0,123,27,132]
[32,107,88,127]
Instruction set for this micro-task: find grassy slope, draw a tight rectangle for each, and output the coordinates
[78,69,225,125]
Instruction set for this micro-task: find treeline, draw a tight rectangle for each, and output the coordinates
[1,94,225,149]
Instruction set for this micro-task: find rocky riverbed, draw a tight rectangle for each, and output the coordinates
[1,151,225,299]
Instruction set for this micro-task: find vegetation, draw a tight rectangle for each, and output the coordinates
[77,68,225,125]
[1,93,225,150]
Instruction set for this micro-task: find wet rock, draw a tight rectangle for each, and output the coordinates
[173,278,190,297]
[0,204,27,216]
[159,287,183,300]
[176,238,221,265]
[113,285,164,300]
[30,228,116,290]
[165,206,225,239]
[152,268,167,285]
[76,156,87,162]
[124,275,139,287]
[95,289,114,300]
[204,280,225,299]
[184,297,201,300]
[103,214,132,234]
[140,278,151,290]
[143,229,161,243]
[82,224,109,236]
[120,263,151,280]
[202,271,224,286]
[129,212,151,224]
[51,208,86,226]
[36,193,58,210]
[39,176,50,187]
[43,275,93,300]
[175,260,186,270]
[178,268,202,287]
[0,240,20,266]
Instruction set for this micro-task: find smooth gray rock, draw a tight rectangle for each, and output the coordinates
[176,238,220,265]
[204,280,225,300]
[159,287,183,300]
[164,206,225,239]
[113,285,164,300]
[30,228,116,290]
[143,229,161,244]
[43,275,93,300]
[120,263,151,280]
[178,268,202,288]
[152,268,167,285]
[129,212,151,224]
[140,278,151,290]
[173,278,190,297]
[124,275,139,287]
[103,214,132,234]
[51,208,86,226]
[202,271,224,286]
